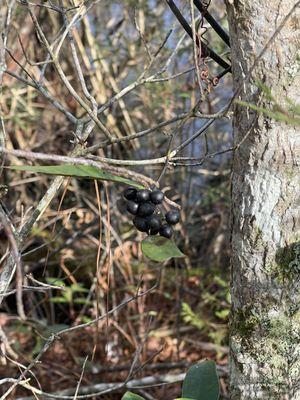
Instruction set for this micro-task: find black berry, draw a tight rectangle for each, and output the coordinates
[149,228,160,235]
[138,202,155,217]
[159,224,173,239]
[165,210,180,225]
[146,215,161,230]
[150,190,164,204]
[133,216,148,232]
[136,189,151,203]
[123,187,137,201]
[126,201,139,215]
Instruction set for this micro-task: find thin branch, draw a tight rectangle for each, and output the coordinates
[0,147,156,186]
[193,0,230,47]
[0,204,25,319]
[2,284,158,400]
[5,70,77,123]
[23,1,113,140]
[190,0,203,96]
[165,0,231,71]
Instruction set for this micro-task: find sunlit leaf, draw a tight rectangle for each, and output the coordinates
[8,164,143,187]
[121,391,145,400]
[141,236,184,262]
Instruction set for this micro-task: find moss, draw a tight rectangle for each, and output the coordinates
[232,240,300,393]
[233,306,300,393]
[266,241,300,282]
[231,306,259,340]
[276,242,298,268]
[252,226,263,248]
[285,167,297,180]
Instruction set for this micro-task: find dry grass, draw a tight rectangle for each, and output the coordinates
[0,1,232,398]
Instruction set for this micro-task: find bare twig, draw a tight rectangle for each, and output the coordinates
[1,284,158,399]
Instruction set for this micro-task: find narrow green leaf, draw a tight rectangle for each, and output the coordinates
[46,324,69,334]
[8,164,143,188]
[255,81,275,102]
[182,360,220,400]
[235,100,300,126]
[121,391,145,400]
[50,297,67,303]
[74,298,92,305]
[70,283,89,293]
[46,278,65,287]
[286,97,300,114]
[141,236,185,262]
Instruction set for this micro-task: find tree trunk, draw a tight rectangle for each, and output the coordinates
[226,1,300,399]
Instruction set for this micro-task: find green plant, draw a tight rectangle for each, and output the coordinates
[141,235,185,262]
[181,302,205,331]
[49,281,89,306]
[122,360,220,400]
[236,82,300,126]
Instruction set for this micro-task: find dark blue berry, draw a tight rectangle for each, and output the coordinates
[159,224,173,239]
[126,201,139,215]
[146,215,161,230]
[165,210,180,225]
[136,189,151,203]
[150,190,164,204]
[133,216,148,232]
[149,228,160,235]
[138,202,155,217]
[123,187,137,201]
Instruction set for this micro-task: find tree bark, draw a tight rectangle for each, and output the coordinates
[226,1,300,399]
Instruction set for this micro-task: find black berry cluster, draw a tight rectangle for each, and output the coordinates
[123,187,180,239]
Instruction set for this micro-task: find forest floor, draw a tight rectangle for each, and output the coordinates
[0,171,231,399]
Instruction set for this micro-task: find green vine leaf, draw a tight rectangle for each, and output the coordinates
[121,391,145,400]
[141,236,185,262]
[182,360,220,400]
[8,164,143,188]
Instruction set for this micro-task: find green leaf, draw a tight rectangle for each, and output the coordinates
[50,296,67,303]
[182,360,220,400]
[235,100,300,126]
[44,324,69,335]
[32,336,43,357]
[215,309,230,320]
[70,283,89,293]
[121,391,145,400]
[141,236,185,262]
[181,302,205,331]
[8,164,143,188]
[74,298,92,305]
[46,278,65,287]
